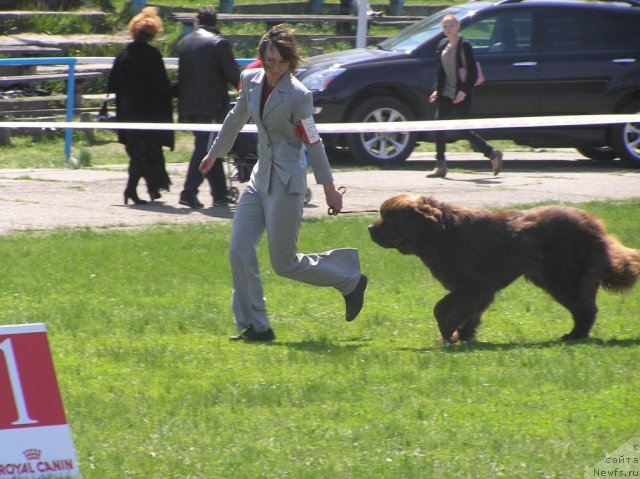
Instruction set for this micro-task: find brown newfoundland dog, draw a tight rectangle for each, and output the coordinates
[368,194,640,342]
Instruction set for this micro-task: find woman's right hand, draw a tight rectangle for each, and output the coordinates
[199,154,215,174]
[429,91,438,104]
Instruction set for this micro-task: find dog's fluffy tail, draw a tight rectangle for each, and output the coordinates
[602,236,640,292]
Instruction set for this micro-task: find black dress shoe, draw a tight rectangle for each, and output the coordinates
[344,273,368,322]
[229,326,275,341]
[213,198,231,207]
[179,197,204,209]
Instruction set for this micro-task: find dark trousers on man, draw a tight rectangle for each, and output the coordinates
[180,114,227,206]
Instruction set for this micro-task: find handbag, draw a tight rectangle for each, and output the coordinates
[98,98,116,122]
[458,40,485,86]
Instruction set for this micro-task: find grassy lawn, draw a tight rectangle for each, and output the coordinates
[0,131,195,169]
[0,130,527,169]
[0,203,638,478]
[2,4,638,475]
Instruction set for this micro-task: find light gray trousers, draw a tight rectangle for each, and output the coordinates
[228,173,361,333]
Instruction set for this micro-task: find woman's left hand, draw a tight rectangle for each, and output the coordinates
[199,154,216,174]
[453,91,466,104]
[323,184,343,213]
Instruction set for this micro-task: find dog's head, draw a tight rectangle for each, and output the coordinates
[368,194,445,254]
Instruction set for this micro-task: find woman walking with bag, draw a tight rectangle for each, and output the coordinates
[108,7,174,204]
[428,14,503,178]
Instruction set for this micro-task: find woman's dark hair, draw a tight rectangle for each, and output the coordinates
[258,24,301,71]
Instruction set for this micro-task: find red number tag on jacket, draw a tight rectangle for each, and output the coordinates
[296,116,321,145]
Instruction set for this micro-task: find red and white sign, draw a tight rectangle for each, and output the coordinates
[0,323,79,478]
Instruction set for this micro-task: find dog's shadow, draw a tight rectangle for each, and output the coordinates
[398,337,640,353]
[233,336,638,355]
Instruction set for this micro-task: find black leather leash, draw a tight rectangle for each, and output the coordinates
[327,186,379,216]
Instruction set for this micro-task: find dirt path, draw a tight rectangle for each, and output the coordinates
[1,151,638,235]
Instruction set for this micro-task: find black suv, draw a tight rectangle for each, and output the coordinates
[297,0,640,166]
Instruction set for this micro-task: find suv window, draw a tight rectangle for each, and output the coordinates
[462,11,533,54]
[380,8,462,52]
[540,9,640,52]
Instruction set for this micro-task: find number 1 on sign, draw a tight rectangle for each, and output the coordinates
[0,338,38,425]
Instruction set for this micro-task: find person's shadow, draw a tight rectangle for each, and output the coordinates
[119,201,236,219]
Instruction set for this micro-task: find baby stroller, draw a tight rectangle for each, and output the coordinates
[227,131,313,205]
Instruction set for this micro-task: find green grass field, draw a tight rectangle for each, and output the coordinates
[1,202,638,478]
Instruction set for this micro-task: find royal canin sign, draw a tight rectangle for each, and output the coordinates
[0,323,79,478]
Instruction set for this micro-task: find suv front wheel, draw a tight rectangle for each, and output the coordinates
[346,96,417,166]
[576,146,617,162]
[612,100,640,167]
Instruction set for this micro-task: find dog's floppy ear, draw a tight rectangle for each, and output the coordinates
[415,196,445,230]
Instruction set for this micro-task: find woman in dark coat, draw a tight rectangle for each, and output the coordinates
[108,7,174,205]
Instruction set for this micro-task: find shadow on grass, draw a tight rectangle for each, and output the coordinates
[271,337,371,353]
[399,336,640,353]
[121,200,320,218]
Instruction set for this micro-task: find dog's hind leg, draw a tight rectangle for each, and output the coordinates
[537,279,599,341]
[560,294,598,341]
[433,287,495,342]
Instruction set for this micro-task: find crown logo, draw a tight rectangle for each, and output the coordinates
[23,449,42,461]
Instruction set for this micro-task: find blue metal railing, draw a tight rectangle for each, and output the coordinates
[0,57,78,160]
[0,56,254,163]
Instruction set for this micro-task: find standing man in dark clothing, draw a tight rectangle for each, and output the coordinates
[176,6,240,208]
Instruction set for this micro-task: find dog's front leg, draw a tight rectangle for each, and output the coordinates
[433,287,495,343]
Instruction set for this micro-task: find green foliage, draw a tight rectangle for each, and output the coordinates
[0,204,638,478]
[26,15,93,34]
[0,132,194,168]
[77,148,92,166]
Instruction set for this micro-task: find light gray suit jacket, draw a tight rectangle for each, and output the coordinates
[207,68,333,195]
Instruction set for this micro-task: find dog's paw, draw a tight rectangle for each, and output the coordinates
[560,332,590,342]
[436,330,460,345]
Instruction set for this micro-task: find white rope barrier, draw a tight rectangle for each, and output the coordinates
[0,114,638,134]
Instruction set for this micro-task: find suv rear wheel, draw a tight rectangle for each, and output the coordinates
[612,100,640,167]
[346,96,416,166]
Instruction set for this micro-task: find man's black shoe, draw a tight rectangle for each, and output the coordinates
[344,274,367,322]
[229,326,275,341]
[179,197,204,209]
[213,198,231,207]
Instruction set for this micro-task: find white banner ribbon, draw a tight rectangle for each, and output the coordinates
[0,114,638,133]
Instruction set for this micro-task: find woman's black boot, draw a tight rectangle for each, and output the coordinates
[124,189,148,205]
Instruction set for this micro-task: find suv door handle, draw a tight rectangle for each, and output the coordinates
[513,62,538,67]
[612,58,636,64]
